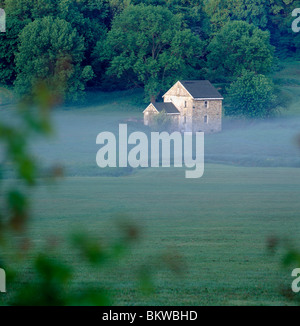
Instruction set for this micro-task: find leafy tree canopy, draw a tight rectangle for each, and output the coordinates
[226,70,277,118]
[0,0,108,86]
[96,4,205,101]
[15,16,94,100]
[207,20,274,81]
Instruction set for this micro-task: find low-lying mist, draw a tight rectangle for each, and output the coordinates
[1,105,300,178]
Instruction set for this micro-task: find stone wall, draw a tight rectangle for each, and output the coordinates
[192,100,222,133]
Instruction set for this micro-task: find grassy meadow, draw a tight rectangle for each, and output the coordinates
[1,60,300,306]
[26,165,300,306]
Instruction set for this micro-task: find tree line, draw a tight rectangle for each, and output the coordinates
[0,0,299,116]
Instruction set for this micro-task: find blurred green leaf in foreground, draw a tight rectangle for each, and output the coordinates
[0,82,183,306]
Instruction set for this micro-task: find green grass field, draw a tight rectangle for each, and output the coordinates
[17,165,300,306]
[1,60,300,306]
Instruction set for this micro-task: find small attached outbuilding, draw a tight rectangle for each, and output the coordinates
[143,102,180,127]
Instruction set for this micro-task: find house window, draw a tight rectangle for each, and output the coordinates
[184,101,187,108]
[205,101,209,108]
[204,115,208,124]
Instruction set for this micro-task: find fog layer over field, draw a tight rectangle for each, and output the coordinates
[32,110,300,176]
[1,98,300,178]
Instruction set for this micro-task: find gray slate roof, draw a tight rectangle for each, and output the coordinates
[152,102,180,114]
[180,80,223,99]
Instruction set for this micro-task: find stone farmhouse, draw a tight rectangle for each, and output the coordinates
[143,80,223,133]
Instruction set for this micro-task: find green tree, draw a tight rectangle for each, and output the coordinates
[132,0,211,39]
[203,0,300,57]
[107,0,131,20]
[15,16,93,100]
[0,0,108,87]
[96,4,204,101]
[57,0,108,83]
[267,0,300,58]
[226,70,277,118]
[207,20,274,81]
[203,0,269,33]
[0,0,35,84]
